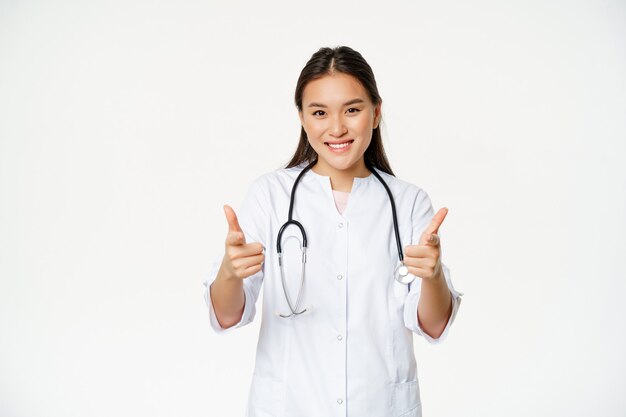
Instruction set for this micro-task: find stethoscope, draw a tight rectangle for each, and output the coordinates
[276,158,415,318]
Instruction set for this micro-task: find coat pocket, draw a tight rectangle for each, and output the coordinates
[391,379,421,417]
[247,373,285,417]
[393,279,410,299]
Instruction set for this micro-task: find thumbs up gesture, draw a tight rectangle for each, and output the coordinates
[403,207,448,281]
[221,205,265,280]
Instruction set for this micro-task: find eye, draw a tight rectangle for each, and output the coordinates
[347,108,360,114]
[312,110,325,116]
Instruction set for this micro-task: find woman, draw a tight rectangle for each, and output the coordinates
[204,45,462,417]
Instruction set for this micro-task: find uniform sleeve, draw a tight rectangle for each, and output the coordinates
[402,188,463,344]
[202,178,268,335]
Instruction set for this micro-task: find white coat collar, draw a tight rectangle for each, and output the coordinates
[292,160,378,189]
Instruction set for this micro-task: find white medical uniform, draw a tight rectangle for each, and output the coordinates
[203,161,462,417]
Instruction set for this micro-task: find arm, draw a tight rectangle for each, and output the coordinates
[404,196,461,342]
[417,269,452,339]
[209,204,264,330]
[210,263,246,329]
[203,179,268,335]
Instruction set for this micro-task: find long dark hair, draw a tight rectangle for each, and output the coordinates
[284,46,395,176]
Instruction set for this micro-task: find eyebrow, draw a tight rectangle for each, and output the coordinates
[307,98,365,108]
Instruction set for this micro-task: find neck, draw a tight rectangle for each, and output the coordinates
[311,158,371,192]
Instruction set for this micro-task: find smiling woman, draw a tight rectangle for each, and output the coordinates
[204,45,462,417]
[289,50,388,193]
[297,73,380,191]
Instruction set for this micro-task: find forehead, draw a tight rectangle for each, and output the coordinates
[302,72,370,104]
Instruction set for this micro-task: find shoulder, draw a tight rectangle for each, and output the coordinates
[371,168,426,201]
[245,162,308,196]
[371,168,435,222]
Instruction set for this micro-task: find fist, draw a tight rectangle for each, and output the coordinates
[221,204,265,280]
[403,207,448,281]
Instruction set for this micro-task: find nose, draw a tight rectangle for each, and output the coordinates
[328,115,347,137]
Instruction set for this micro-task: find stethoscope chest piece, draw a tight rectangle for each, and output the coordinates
[395,263,416,284]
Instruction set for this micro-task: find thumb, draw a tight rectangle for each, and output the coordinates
[427,207,448,235]
[419,232,440,247]
[224,205,246,246]
[224,205,243,233]
[418,207,448,246]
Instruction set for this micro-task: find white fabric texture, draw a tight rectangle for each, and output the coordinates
[202,162,462,417]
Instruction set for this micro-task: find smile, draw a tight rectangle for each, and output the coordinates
[325,140,354,152]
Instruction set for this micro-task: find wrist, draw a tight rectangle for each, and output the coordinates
[422,268,445,287]
[216,263,238,283]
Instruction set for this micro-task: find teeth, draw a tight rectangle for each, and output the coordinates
[328,141,352,149]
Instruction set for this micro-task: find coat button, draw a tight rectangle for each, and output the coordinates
[337,398,343,404]
[338,222,343,228]
[337,335,343,341]
[337,274,343,280]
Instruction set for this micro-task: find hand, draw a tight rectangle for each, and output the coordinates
[221,205,265,280]
[403,207,448,281]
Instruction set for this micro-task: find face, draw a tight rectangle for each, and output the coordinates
[298,72,381,177]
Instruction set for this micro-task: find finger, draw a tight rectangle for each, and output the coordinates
[425,207,448,235]
[232,252,265,270]
[225,230,246,246]
[403,255,437,270]
[407,266,430,280]
[223,205,243,233]
[419,230,441,247]
[230,242,264,257]
[404,244,438,259]
[242,263,263,278]
[423,232,440,247]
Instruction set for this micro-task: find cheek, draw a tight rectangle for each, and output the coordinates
[351,116,374,135]
[303,121,325,138]
[305,132,325,152]
[305,126,322,140]
[308,140,322,151]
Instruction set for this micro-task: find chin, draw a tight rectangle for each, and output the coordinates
[321,156,361,171]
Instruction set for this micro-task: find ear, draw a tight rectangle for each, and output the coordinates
[373,100,382,129]
[298,109,304,127]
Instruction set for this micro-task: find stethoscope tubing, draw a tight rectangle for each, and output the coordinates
[364,158,404,265]
[276,157,410,318]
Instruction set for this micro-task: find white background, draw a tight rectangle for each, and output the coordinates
[1,1,625,416]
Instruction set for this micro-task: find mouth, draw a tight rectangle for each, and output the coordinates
[324,139,354,152]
